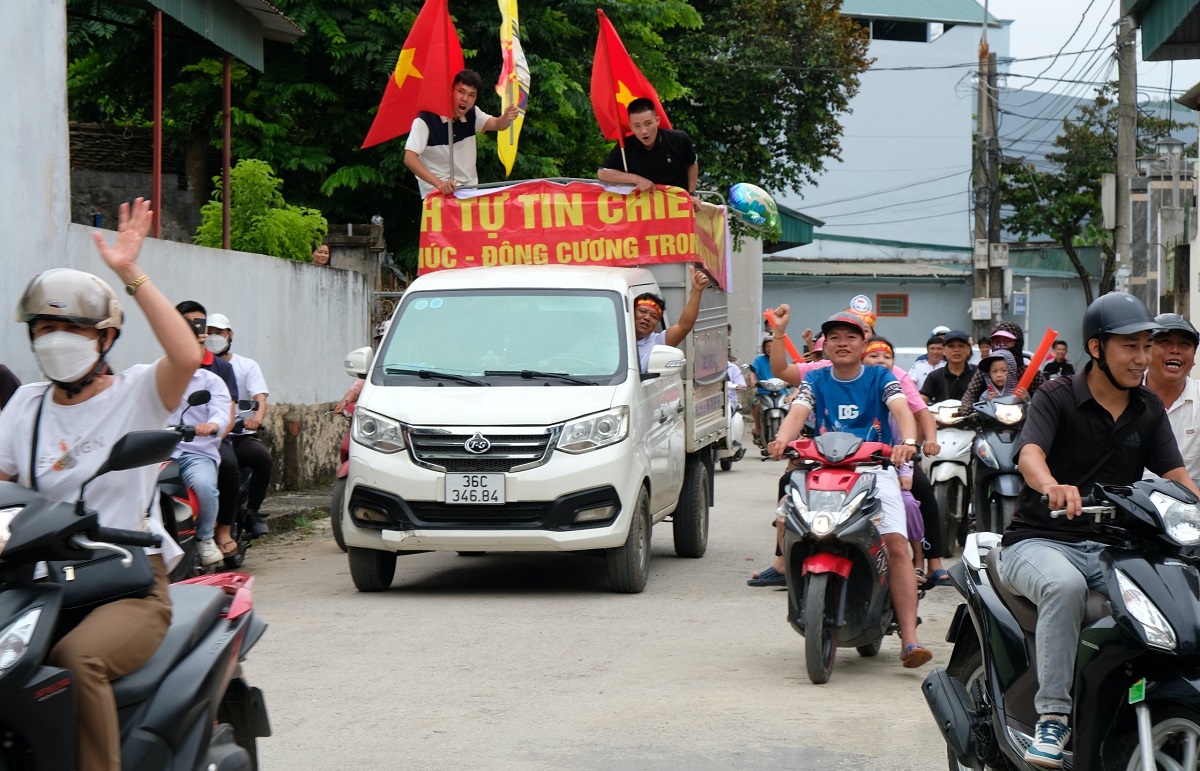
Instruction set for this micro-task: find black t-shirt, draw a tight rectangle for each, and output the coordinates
[0,365,20,410]
[1042,360,1076,380]
[920,363,976,403]
[600,128,697,191]
[202,352,238,405]
[1003,364,1183,547]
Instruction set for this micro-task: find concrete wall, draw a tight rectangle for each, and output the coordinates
[71,170,203,243]
[778,22,1010,247]
[3,0,71,289]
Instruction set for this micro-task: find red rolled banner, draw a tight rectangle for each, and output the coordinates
[1017,327,1057,394]
[762,309,805,364]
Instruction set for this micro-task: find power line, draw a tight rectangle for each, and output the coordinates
[679,47,1113,75]
[818,190,967,219]
[828,208,972,227]
[1002,0,1103,96]
[795,169,970,209]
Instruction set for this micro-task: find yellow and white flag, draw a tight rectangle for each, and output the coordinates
[495,0,530,176]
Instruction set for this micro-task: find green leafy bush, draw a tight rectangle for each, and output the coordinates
[195,159,328,261]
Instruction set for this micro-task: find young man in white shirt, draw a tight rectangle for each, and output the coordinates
[1144,313,1200,479]
[403,69,519,198]
[206,313,273,538]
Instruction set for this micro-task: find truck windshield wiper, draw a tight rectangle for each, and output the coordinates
[384,367,488,386]
[484,369,593,386]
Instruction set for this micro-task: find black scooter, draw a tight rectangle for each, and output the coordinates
[969,394,1027,535]
[0,430,270,770]
[923,478,1200,770]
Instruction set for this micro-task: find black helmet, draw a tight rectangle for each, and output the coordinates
[1082,292,1159,343]
[1153,313,1199,347]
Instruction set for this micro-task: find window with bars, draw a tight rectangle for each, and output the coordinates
[877,294,908,317]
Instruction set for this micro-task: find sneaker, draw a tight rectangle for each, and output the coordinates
[1025,715,1070,768]
[197,539,223,567]
[246,513,270,537]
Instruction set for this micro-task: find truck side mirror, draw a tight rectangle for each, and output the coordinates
[344,346,373,379]
[646,345,685,377]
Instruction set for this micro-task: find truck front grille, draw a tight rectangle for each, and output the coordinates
[406,428,556,472]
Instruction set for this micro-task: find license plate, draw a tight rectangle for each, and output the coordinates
[444,474,505,505]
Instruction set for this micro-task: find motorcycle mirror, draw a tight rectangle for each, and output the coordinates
[188,390,212,406]
[76,430,182,513]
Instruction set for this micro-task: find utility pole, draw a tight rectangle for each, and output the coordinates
[972,17,1001,342]
[1115,16,1136,296]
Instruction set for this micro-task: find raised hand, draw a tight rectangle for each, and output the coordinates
[772,304,791,332]
[690,265,709,292]
[92,198,153,282]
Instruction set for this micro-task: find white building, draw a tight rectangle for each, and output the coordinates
[776,0,1010,247]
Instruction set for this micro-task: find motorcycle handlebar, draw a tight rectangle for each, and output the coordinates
[90,527,163,548]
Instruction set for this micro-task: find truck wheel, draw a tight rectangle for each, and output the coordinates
[348,547,397,592]
[719,457,733,472]
[607,487,651,593]
[330,478,348,553]
[673,457,709,558]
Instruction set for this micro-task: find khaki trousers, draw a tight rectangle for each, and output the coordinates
[48,554,172,771]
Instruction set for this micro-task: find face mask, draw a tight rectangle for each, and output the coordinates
[204,334,230,355]
[32,331,100,384]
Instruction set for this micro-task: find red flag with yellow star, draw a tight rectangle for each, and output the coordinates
[590,9,671,143]
[362,0,465,149]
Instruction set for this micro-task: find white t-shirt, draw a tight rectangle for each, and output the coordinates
[637,330,667,372]
[228,353,269,435]
[1161,377,1200,481]
[0,363,183,570]
[907,358,945,390]
[167,369,231,464]
[404,109,494,198]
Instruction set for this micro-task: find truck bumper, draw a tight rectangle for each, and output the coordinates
[343,441,646,552]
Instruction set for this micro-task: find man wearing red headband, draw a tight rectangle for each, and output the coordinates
[634,266,709,371]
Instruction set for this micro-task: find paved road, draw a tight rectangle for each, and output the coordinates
[244,456,960,770]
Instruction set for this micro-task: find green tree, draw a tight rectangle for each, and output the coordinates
[66,0,868,271]
[1000,84,1182,304]
[195,159,328,260]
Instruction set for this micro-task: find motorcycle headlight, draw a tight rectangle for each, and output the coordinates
[995,404,1025,425]
[0,506,20,556]
[795,490,869,536]
[1113,568,1177,650]
[352,408,406,454]
[558,407,629,454]
[0,607,41,671]
[1149,491,1200,546]
[936,407,963,426]
[973,436,1000,470]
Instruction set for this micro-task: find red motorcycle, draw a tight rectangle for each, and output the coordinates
[331,404,354,552]
[781,433,899,684]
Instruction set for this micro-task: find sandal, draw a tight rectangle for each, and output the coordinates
[901,644,933,669]
[218,539,238,556]
[747,565,787,587]
[922,569,951,589]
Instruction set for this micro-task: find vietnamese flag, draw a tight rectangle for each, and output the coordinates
[361,0,465,149]
[590,9,672,143]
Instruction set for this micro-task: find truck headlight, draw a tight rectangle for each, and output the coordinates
[352,408,405,454]
[558,407,629,454]
[1149,491,1200,546]
[1114,568,1176,650]
[0,608,41,671]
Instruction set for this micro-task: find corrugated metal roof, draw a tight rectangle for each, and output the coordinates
[841,0,996,24]
[145,0,301,71]
[763,259,970,279]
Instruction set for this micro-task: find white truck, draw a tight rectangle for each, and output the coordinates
[340,198,730,593]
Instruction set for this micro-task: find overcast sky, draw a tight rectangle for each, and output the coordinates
[989,0,1200,109]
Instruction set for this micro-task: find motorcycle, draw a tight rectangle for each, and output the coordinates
[922,399,976,554]
[717,382,747,472]
[331,404,354,552]
[923,478,1200,770]
[0,430,271,770]
[780,432,899,684]
[160,392,261,580]
[969,394,1027,535]
[755,377,792,455]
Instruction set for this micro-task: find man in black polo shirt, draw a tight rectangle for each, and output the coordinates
[597,98,698,194]
[995,292,1200,768]
[1041,339,1076,380]
[920,329,975,403]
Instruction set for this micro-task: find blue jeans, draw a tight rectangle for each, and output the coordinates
[176,453,219,542]
[997,538,1107,717]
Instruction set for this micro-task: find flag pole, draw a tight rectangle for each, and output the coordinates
[446,27,455,186]
[508,76,515,143]
[599,12,628,172]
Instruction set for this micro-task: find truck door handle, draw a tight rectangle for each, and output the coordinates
[659,414,668,424]
[675,405,684,413]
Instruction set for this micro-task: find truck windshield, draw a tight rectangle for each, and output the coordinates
[376,289,627,385]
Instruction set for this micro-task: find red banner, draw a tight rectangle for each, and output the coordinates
[417,180,730,289]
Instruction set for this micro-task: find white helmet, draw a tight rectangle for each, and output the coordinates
[931,325,950,336]
[17,268,123,336]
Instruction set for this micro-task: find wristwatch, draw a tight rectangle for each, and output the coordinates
[902,439,918,447]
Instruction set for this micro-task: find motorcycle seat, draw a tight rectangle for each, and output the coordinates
[111,584,228,709]
[984,548,1111,635]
